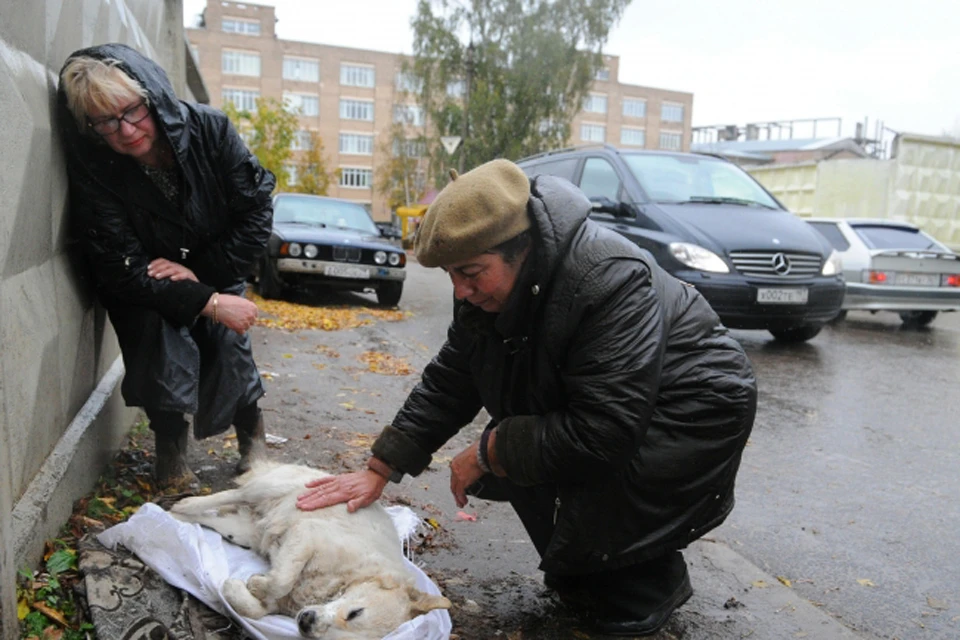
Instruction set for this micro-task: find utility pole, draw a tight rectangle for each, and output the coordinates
[459,41,474,174]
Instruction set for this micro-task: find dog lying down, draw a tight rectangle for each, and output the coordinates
[170,462,451,639]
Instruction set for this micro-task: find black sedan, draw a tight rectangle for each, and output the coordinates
[257,194,407,306]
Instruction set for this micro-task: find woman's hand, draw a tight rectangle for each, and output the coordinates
[205,293,258,334]
[297,470,387,513]
[147,258,197,282]
[450,442,486,508]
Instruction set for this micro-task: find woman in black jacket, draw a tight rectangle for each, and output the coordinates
[297,159,757,636]
[57,44,275,489]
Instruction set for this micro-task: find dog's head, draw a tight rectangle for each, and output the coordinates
[294,577,451,639]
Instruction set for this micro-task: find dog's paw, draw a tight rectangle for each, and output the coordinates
[169,496,205,515]
[224,578,268,619]
[246,574,270,600]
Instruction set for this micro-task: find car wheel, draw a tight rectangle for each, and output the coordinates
[258,258,284,300]
[898,310,938,327]
[377,281,403,307]
[769,324,823,343]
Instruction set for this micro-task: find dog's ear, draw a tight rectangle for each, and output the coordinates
[375,575,402,590]
[407,588,452,615]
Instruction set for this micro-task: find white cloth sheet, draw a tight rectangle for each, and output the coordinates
[98,503,451,640]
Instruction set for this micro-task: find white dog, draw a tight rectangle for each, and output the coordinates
[169,462,450,639]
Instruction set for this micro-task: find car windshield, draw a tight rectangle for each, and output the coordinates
[274,196,379,234]
[852,225,948,251]
[622,154,780,209]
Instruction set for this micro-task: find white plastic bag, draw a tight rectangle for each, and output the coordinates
[98,503,451,640]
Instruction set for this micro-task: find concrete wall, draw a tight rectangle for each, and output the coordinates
[748,134,960,250]
[0,2,188,638]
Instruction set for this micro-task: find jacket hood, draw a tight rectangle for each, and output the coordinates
[528,175,592,280]
[56,44,189,182]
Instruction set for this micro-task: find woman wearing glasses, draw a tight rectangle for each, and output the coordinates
[56,44,276,489]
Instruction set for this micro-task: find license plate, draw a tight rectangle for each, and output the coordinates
[323,265,370,279]
[894,273,939,287]
[757,288,808,304]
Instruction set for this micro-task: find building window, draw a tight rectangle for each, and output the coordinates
[660,131,683,150]
[446,79,465,98]
[580,123,606,143]
[595,67,610,81]
[222,17,261,35]
[583,93,608,114]
[340,99,374,121]
[284,163,299,186]
[392,139,426,157]
[340,167,373,189]
[621,127,646,147]
[283,57,319,82]
[395,71,422,93]
[662,103,684,122]
[340,63,375,88]
[222,88,259,112]
[291,130,313,151]
[221,50,260,76]
[393,104,425,127]
[340,133,374,155]
[623,98,647,118]
[283,92,319,117]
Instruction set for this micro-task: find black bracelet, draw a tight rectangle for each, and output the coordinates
[478,425,495,474]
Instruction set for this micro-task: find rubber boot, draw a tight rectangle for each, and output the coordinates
[235,406,267,474]
[153,419,199,491]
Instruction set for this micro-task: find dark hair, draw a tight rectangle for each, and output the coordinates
[487,229,532,264]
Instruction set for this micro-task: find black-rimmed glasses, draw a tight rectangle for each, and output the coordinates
[88,101,150,135]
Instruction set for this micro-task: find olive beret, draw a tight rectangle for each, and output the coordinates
[414,159,531,267]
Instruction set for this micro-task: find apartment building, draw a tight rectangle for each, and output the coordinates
[186,1,694,220]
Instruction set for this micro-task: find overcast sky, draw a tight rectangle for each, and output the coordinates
[183,0,960,139]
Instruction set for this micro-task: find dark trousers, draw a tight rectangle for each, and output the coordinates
[146,402,260,438]
[467,475,690,619]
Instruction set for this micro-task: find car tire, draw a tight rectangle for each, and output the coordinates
[377,281,403,307]
[258,258,284,300]
[769,324,823,343]
[898,310,938,327]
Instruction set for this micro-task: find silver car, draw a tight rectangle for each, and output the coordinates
[807,218,960,326]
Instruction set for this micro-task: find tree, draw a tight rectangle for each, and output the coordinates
[375,123,428,209]
[409,0,630,186]
[222,97,298,191]
[288,131,336,196]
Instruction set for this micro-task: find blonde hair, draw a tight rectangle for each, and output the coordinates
[61,56,148,129]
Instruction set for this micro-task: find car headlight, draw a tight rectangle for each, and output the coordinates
[374,250,387,265]
[821,250,842,276]
[304,244,318,259]
[668,242,729,273]
[288,242,303,257]
[388,252,401,266]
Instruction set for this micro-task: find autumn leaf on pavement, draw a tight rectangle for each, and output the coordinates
[247,292,410,331]
[857,578,876,587]
[31,601,69,627]
[777,575,793,587]
[358,351,414,375]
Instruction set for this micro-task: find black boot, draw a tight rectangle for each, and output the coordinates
[150,412,199,491]
[234,404,267,474]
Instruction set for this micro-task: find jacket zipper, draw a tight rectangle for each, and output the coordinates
[553,496,561,525]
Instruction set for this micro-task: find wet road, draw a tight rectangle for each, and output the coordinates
[719,311,960,639]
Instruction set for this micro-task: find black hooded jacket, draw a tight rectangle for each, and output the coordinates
[57,44,275,435]
[372,175,757,575]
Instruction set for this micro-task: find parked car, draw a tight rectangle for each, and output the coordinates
[807,217,960,326]
[257,194,407,306]
[515,145,844,342]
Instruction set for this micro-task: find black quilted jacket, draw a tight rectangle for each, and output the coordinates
[373,174,757,575]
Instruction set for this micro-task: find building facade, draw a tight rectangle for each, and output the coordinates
[187,1,694,220]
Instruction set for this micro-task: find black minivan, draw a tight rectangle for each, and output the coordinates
[516,145,844,342]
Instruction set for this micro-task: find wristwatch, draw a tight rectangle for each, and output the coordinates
[367,456,403,483]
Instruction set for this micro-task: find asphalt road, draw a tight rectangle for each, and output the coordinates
[242,261,959,639]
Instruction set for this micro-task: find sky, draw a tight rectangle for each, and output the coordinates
[183,0,960,139]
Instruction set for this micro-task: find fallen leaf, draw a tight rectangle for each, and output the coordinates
[31,601,70,627]
[752,580,770,588]
[283,354,294,359]
[312,363,327,370]
[856,578,876,587]
[425,518,441,529]
[926,596,948,610]
[777,575,793,588]
[358,351,414,376]
[42,627,63,640]
[339,402,355,410]
[433,456,453,464]
[17,598,29,619]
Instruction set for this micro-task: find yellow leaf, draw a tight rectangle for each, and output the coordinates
[17,598,30,620]
[283,353,293,358]
[752,580,770,588]
[32,601,70,627]
[425,518,441,530]
[856,578,876,587]
[777,575,793,587]
[339,402,355,410]
[312,363,327,370]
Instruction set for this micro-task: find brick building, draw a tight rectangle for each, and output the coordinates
[187,1,694,220]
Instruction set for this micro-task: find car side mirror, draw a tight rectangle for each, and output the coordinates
[589,196,620,215]
[376,222,402,239]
